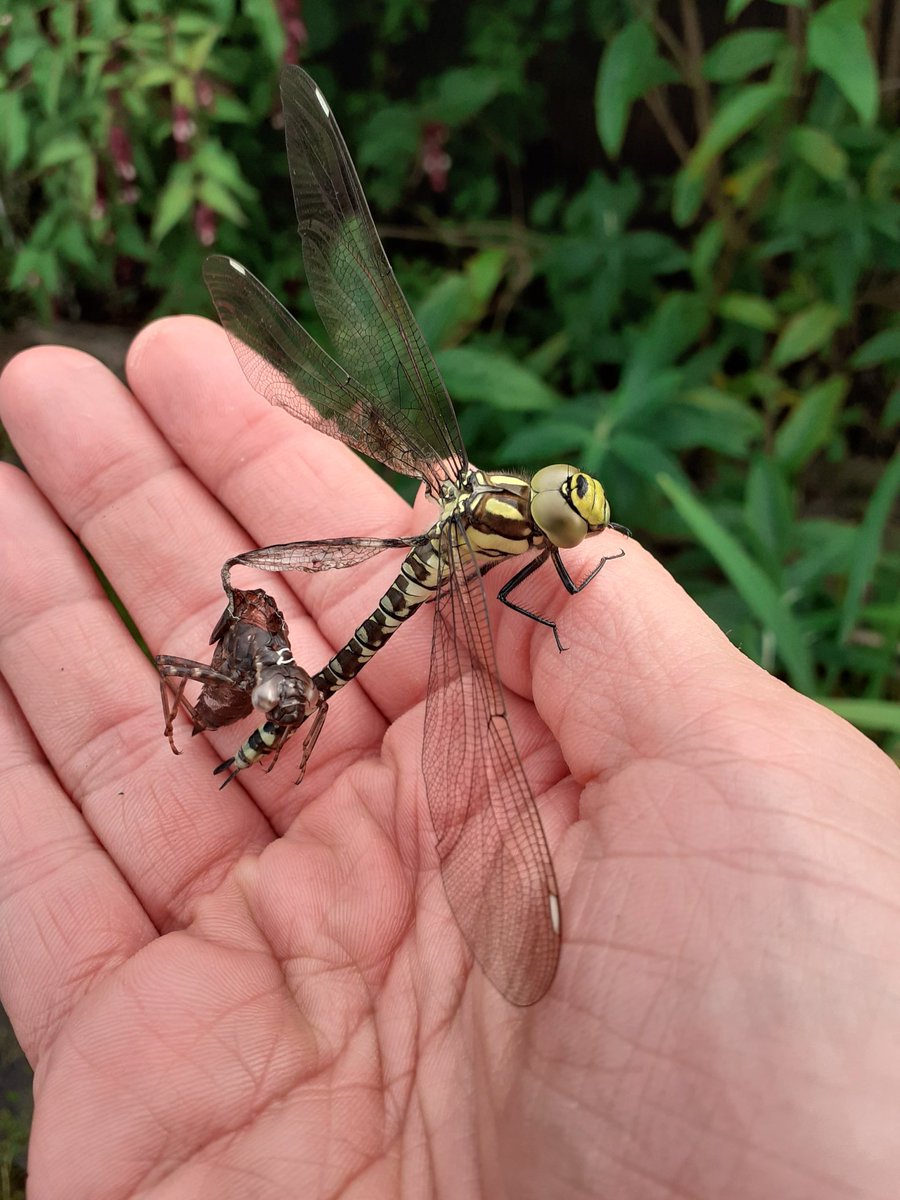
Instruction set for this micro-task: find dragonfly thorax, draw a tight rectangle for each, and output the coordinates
[530,463,610,550]
[251,670,318,725]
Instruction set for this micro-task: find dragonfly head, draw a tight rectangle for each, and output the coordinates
[530,464,610,549]
[252,673,319,725]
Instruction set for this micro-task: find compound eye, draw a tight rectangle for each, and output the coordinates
[531,464,588,549]
[252,678,284,713]
[570,472,610,529]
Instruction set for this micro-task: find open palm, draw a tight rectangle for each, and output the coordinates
[1,317,898,1200]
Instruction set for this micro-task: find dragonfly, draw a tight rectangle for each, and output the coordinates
[202,65,624,1005]
[156,586,328,787]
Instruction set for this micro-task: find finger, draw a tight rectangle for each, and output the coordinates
[0,462,290,924]
[482,530,772,781]
[0,344,387,814]
[125,316,450,708]
[0,672,157,1064]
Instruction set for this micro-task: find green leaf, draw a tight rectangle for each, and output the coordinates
[774,375,847,472]
[465,247,507,305]
[32,44,66,116]
[434,347,559,412]
[595,21,677,158]
[789,125,848,181]
[671,388,765,457]
[611,432,691,490]
[838,449,900,642]
[745,454,793,563]
[703,30,786,83]
[55,221,95,270]
[9,245,60,295]
[134,65,178,88]
[691,219,725,282]
[689,82,787,177]
[719,292,779,331]
[818,699,900,735]
[724,155,776,207]
[725,0,755,16]
[242,0,285,63]
[152,171,195,242]
[0,92,29,172]
[867,136,900,203]
[771,303,842,369]
[851,328,900,369]
[6,35,46,74]
[37,134,91,168]
[428,67,500,124]
[499,420,590,463]
[184,27,224,74]
[173,13,220,37]
[210,95,251,124]
[658,473,814,693]
[415,249,506,348]
[789,519,856,592]
[673,170,707,226]
[808,0,878,125]
[86,0,120,38]
[193,142,256,198]
[197,178,245,225]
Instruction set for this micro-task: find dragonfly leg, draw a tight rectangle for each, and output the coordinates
[261,725,294,773]
[155,656,237,752]
[497,544,627,653]
[157,675,188,754]
[496,550,569,652]
[549,544,626,596]
[294,700,328,785]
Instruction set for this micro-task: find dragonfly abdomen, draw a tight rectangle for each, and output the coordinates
[315,542,443,697]
[229,720,283,771]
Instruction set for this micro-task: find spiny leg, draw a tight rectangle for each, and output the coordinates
[496,550,568,651]
[155,656,236,752]
[497,545,627,652]
[157,675,188,754]
[549,545,626,596]
[294,700,328,785]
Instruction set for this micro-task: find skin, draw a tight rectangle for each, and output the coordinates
[1,316,899,1200]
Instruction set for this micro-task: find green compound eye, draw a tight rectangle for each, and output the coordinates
[530,465,610,548]
[569,471,610,530]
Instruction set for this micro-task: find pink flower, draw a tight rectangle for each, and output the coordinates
[421,122,451,193]
[194,202,217,247]
[196,76,215,109]
[172,104,196,145]
[108,125,136,182]
[276,0,308,65]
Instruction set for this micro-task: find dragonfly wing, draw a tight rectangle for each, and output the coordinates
[225,534,424,579]
[278,65,467,482]
[424,517,561,1005]
[204,256,445,491]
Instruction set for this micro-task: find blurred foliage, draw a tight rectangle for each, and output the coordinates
[0,1015,30,1200]
[0,0,898,747]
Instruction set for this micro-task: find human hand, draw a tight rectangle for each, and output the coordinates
[1,318,898,1199]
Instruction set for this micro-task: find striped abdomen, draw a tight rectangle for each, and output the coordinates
[312,472,542,700]
[313,539,443,698]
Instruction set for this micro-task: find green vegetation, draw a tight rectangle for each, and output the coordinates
[0,1015,29,1200]
[1,0,897,739]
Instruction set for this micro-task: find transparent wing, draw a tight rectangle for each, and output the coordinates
[203,64,468,495]
[224,534,423,581]
[204,257,448,493]
[279,65,466,479]
[424,516,561,1005]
